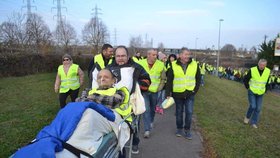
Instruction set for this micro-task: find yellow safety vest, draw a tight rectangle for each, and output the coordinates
[277,77,280,83]
[139,59,165,92]
[269,75,274,84]
[172,60,198,92]
[89,87,132,122]
[200,63,206,75]
[218,66,223,72]
[132,56,143,63]
[249,66,270,95]
[94,54,112,69]
[58,64,80,93]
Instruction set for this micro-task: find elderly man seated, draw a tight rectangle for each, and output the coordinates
[13,69,131,158]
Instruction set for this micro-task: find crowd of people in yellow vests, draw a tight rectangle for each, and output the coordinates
[51,43,279,157]
[204,63,280,90]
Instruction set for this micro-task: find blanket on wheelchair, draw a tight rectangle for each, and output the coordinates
[13,102,115,158]
[56,108,130,158]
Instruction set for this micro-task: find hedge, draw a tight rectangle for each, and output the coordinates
[0,53,92,77]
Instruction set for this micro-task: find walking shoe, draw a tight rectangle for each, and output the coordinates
[159,107,164,115]
[176,129,184,137]
[184,131,192,140]
[155,106,160,113]
[131,145,139,154]
[252,124,258,129]
[244,117,250,124]
[144,131,150,138]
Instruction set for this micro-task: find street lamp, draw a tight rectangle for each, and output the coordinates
[195,37,199,60]
[216,19,224,76]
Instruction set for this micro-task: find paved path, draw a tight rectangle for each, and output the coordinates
[271,88,280,96]
[131,105,204,158]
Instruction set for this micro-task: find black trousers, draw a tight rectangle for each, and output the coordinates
[132,115,140,146]
[59,88,79,108]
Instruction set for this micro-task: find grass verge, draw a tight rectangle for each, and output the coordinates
[0,72,88,157]
[195,75,280,158]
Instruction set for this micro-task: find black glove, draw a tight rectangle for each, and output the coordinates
[139,79,150,92]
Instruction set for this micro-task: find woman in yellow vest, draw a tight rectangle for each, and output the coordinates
[243,59,270,128]
[54,54,84,108]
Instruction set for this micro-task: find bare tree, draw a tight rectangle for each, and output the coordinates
[25,13,52,52]
[129,35,143,54]
[249,46,257,54]
[158,42,165,52]
[0,12,26,51]
[221,44,236,57]
[53,20,77,51]
[82,17,109,53]
[0,22,19,47]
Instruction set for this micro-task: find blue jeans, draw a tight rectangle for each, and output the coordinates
[201,75,205,85]
[142,91,158,131]
[157,90,165,107]
[246,90,263,125]
[218,72,223,78]
[174,95,195,131]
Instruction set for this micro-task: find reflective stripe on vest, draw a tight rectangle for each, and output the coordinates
[58,64,80,93]
[249,66,270,95]
[94,54,112,69]
[172,60,198,92]
[139,59,165,92]
[89,87,132,122]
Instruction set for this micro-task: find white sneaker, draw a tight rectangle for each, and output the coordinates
[244,117,250,124]
[144,131,150,138]
[252,124,258,129]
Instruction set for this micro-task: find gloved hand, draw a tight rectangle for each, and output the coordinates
[139,79,150,92]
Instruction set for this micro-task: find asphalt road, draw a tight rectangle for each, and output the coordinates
[131,105,204,158]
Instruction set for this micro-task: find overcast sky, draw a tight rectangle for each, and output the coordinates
[0,0,279,50]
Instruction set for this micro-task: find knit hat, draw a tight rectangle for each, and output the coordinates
[62,54,72,60]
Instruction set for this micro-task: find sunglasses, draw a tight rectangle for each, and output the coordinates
[63,58,70,61]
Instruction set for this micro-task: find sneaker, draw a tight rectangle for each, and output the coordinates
[159,108,164,115]
[155,106,160,113]
[131,145,139,154]
[144,131,150,138]
[252,124,258,129]
[244,117,250,124]
[184,131,192,140]
[176,129,184,137]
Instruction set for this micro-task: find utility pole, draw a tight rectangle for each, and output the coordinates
[216,19,224,76]
[91,4,102,52]
[195,37,199,60]
[145,33,148,48]
[52,0,67,49]
[52,0,67,26]
[22,0,37,20]
[92,4,102,20]
[113,28,118,47]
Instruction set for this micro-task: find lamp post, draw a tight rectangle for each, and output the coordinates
[216,19,224,76]
[195,37,199,60]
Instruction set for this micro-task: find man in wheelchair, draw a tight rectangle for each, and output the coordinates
[12,69,132,158]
